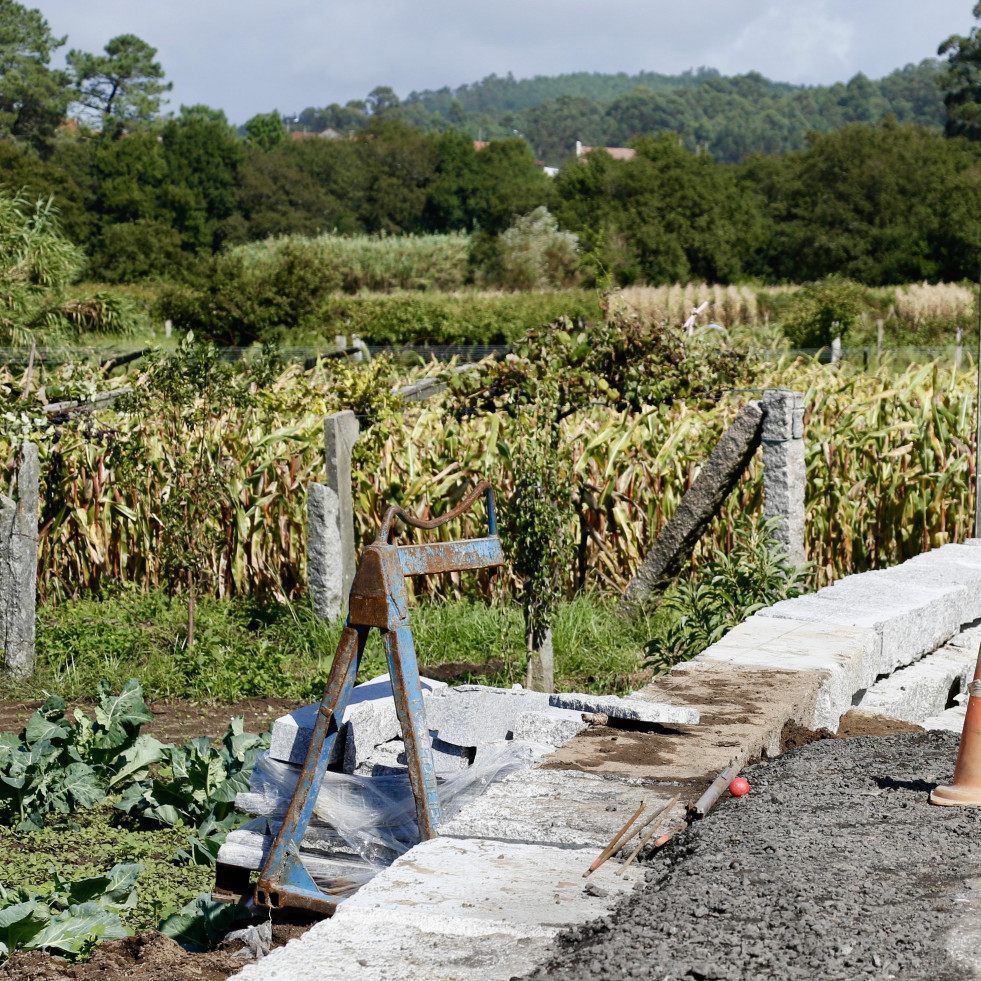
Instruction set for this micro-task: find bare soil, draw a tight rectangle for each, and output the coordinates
[0,698,298,747]
[0,698,314,981]
[0,925,311,981]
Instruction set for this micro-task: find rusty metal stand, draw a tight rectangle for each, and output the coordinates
[252,481,502,915]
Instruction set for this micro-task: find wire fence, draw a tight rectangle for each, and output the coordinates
[0,342,977,371]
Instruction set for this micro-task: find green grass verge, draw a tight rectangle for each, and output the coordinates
[0,591,656,705]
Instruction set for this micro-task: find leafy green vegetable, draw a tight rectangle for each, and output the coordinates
[0,680,166,829]
[158,893,249,952]
[0,863,140,963]
[117,716,270,863]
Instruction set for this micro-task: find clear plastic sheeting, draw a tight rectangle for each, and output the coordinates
[253,739,547,870]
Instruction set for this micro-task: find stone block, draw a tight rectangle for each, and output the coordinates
[692,615,877,729]
[922,704,968,733]
[510,709,586,746]
[852,638,976,724]
[440,767,684,848]
[425,685,551,746]
[269,674,446,767]
[0,443,38,678]
[306,482,345,621]
[761,388,806,568]
[323,410,359,604]
[228,836,636,981]
[756,579,963,676]
[548,691,699,726]
[618,402,763,615]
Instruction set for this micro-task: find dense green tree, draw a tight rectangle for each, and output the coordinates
[747,121,981,283]
[67,33,171,127]
[235,139,365,239]
[161,105,243,251]
[0,2,70,153]
[423,133,553,233]
[297,101,366,133]
[0,139,94,246]
[366,85,400,116]
[244,110,287,150]
[357,121,438,233]
[555,136,764,284]
[940,3,981,139]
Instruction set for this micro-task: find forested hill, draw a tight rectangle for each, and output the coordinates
[405,66,730,114]
[299,60,945,165]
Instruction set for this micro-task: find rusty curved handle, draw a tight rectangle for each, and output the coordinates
[376,480,497,543]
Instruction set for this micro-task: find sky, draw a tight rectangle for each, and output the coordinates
[31,0,980,125]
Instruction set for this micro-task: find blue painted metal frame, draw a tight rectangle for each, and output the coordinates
[254,482,502,915]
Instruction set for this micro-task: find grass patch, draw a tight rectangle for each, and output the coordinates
[2,591,655,705]
[0,803,215,932]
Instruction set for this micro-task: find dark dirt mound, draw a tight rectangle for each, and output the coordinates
[0,924,311,981]
[525,730,979,981]
[780,711,926,753]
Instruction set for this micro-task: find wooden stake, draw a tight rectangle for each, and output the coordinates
[583,799,645,877]
[616,794,681,876]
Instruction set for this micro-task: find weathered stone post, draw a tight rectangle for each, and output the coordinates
[307,411,360,620]
[761,388,806,569]
[617,403,764,618]
[0,444,39,678]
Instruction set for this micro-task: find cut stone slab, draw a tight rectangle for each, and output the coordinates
[851,634,977,725]
[885,556,981,611]
[922,704,968,733]
[269,674,447,767]
[548,691,699,726]
[544,665,823,783]
[229,837,635,981]
[755,586,960,679]
[618,402,763,617]
[440,767,685,847]
[689,615,877,730]
[510,709,587,746]
[219,819,378,887]
[425,685,550,746]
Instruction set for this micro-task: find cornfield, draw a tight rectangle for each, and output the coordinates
[1,351,977,604]
[894,282,975,327]
[231,232,471,294]
[610,284,773,329]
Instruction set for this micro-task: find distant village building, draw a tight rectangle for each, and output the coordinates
[289,127,345,141]
[575,140,636,161]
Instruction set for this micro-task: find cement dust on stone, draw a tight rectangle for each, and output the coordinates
[540,725,672,771]
[524,731,980,981]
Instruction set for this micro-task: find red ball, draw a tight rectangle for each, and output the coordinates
[729,777,751,797]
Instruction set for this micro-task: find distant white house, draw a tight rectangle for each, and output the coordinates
[575,140,636,161]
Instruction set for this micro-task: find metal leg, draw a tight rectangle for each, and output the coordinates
[383,622,442,840]
[255,622,368,913]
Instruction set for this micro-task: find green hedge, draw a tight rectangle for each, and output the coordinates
[319,290,603,346]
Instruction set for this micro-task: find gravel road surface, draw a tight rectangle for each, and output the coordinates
[527,731,981,981]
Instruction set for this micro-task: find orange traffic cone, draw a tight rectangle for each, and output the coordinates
[931,643,981,806]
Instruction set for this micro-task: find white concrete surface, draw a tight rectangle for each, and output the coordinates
[230,837,637,981]
[440,768,685,847]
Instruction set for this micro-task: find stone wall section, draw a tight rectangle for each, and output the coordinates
[0,444,39,678]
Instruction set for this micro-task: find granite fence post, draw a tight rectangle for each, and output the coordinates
[617,402,764,618]
[307,411,360,620]
[761,388,806,569]
[0,444,39,678]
